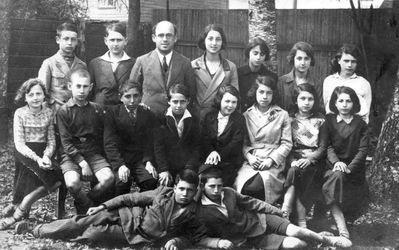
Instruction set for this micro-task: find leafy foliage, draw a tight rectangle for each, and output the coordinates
[11,0,87,21]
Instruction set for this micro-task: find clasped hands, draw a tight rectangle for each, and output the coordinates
[333,161,351,173]
[247,154,274,170]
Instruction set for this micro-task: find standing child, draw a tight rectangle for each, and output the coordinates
[201,85,246,186]
[38,22,87,111]
[154,84,201,186]
[89,22,135,106]
[0,79,62,231]
[104,81,158,195]
[277,42,323,114]
[57,69,114,214]
[284,84,327,227]
[322,86,369,247]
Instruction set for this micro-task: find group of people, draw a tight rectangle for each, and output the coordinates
[0,19,372,250]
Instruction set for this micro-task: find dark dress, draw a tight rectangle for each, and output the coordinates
[201,110,246,186]
[237,64,277,112]
[322,114,369,219]
[13,143,62,203]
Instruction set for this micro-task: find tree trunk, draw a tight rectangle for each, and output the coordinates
[248,0,277,72]
[0,0,11,144]
[369,68,399,209]
[126,0,142,58]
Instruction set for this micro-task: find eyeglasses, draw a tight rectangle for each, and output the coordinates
[156,33,174,39]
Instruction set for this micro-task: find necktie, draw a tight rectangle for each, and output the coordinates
[162,56,168,73]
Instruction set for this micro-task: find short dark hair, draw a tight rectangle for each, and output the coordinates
[168,83,190,100]
[213,85,240,109]
[247,75,278,107]
[291,83,320,114]
[330,44,361,74]
[197,24,227,51]
[105,22,127,37]
[70,69,91,82]
[119,80,142,95]
[199,167,223,185]
[287,41,315,67]
[56,22,78,37]
[328,86,361,115]
[175,169,199,187]
[152,20,178,36]
[14,78,48,106]
[244,37,270,61]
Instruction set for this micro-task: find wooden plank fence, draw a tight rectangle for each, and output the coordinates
[7,9,248,109]
[152,9,249,67]
[276,9,399,83]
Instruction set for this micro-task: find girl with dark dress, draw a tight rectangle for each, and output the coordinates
[201,85,246,186]
[0,79,62,231]
[322,86,369,248]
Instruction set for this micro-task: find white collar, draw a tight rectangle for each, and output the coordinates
[166,107,191,121]
[336,114,353,124]
[100,51,130,63]
[333,72,359,80]
[201,191,225,206]
[156,49,173,66]
[217,112,230,120]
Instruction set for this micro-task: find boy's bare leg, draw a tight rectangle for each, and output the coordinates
[89,168,114,201]
[64,171,92,213]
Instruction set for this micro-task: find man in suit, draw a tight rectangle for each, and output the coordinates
[129,20,195,118]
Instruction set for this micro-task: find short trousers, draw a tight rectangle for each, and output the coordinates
[249,214,290,250]
[60,153,110,174]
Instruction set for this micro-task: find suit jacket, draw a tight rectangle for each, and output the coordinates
[103,186,208,245]
[191,55,239,120]
[38,51,87,105]
[197,187,282,243]
[104,104,158,171]
[129,50,195,117]
[201,110,246,165]
[89,56,135,106]
[154,115,200,175]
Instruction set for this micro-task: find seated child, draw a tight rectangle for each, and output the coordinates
[201,85,246,186]
[57,69,114,214]
[283,83,327,225]
[0,79,62,231]
[197,166,352,249]
[89,22,135,106]
[38,22,87,111]
[154,84,201,186]
[321,86,369,247]
[32,169,219,249]
[104,81,158,195]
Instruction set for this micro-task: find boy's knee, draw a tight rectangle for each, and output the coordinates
[97,170,115,188]
[281,237,307,249]
[64,173,82,193]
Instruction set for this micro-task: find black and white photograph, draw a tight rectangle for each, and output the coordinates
[0,0,398,249]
